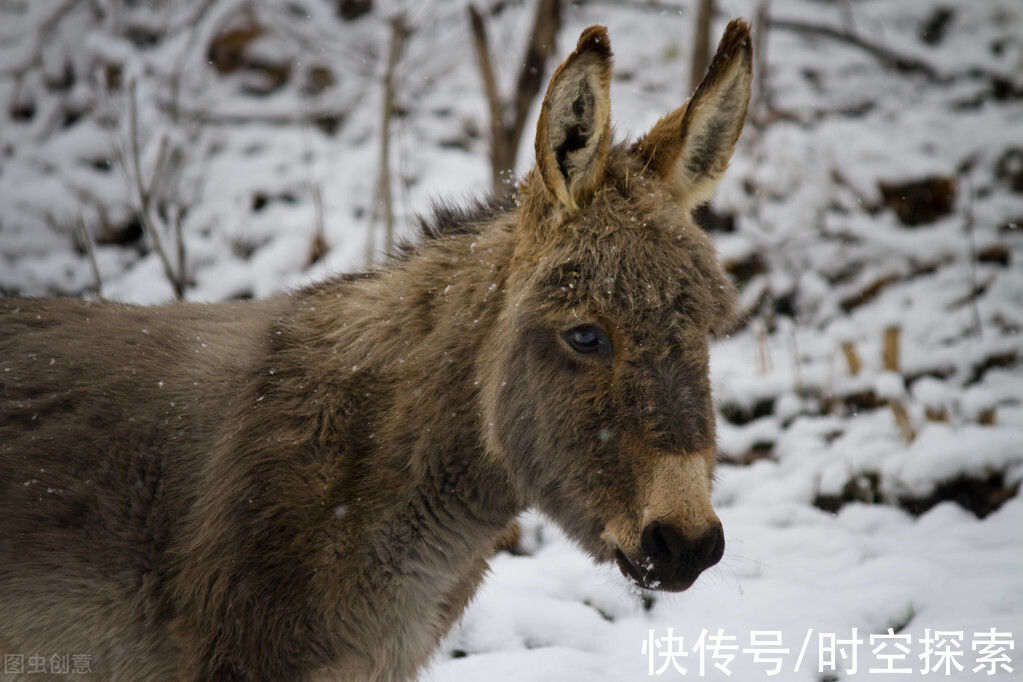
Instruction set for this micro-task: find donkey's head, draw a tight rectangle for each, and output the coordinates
[480,21,751,591]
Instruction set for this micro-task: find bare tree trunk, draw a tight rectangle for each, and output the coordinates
[689,0,714,95]
[367,15,410,264]
[468,0,562,197]
[468,5,509,192]
[751,0,771,124]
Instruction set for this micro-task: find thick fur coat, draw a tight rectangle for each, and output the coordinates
[0,21,752,681]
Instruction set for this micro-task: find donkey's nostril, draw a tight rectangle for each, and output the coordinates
[641,521,686,565]
[637,521,725,591]
[698,523,726,569]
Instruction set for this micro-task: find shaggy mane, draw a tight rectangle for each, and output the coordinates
[393,192,516,260]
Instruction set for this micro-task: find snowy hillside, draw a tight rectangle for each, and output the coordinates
[2,0,1021,680]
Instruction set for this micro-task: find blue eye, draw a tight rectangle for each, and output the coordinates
[563,325,610,355]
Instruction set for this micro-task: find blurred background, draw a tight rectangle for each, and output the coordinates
[1,0,1021,679]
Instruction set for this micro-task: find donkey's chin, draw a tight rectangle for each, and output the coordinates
[613,549,700,593]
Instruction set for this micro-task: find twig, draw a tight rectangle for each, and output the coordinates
[840,341,862,376]
[768,17,1021,95]
[468,5,506,191]
[125,79,183,299]
[172,205,187,296]
[755,320,772,375]
[158,101,350,128]
[468,0,562,195]
[164,0,219,125]
[889,400,916,444]
[0,0,79,79]
[837,0,858,35]
[509,0,561,159]
[768,18,941,81]
[367,15,411,264]
[570,0,686,14]
[76,217,104,298]
[381,15,410,258]
[312,183,325,245]
[788,323,804,397]
[308,182,329,266]
[750,0,772,126]
[583,2,1018,94]
[689,0,714,95]
[961,174,983,338]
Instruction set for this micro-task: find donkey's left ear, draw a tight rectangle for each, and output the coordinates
[633,19,752,212]
[535,25,613,213]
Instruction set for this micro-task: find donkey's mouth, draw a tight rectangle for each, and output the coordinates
[614,548,700,593]
[614,548,646,585]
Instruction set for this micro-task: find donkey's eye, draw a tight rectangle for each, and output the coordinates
[562,325,610,356]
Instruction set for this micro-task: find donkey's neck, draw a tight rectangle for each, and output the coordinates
[292,219,523,575]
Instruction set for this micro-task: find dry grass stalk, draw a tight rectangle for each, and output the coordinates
[123,79,187,299]
[756,320,772,375]
[841,340,861,376]
[977,408,997,426]
[889,400,916,443]
[883,325,900,372]
[308,183,328,266]
[76,217,103,298]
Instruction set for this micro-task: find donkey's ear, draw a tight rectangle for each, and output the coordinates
[534,25,613,212]
[633,19,752,211]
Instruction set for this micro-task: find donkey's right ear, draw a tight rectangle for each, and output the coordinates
[633,19,752,212]
[534,26,613,214]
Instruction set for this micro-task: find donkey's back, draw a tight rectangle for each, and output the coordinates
[0,297,285,678]
[0,18,753,681]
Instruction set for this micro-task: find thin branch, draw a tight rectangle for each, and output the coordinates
[689,0,714,95]
[768,18,941,81]
[509,0,561,151]
[788,323,804,397]
[570,0,687,14]
[961,174,983,338]
[157,100,350,128]
[172,205,187,297]
[311,183,325,244]
[367,15,410,264]
[126,79,182,299]
[165,0,219,126]
[468,5,507,192]
[0,0,79,79]
[308,182,329,266]
[467,0,562,195]
[76,217,104,298]
[837,0,858,35]
[750,0,772,126]
[573,2,1019,93]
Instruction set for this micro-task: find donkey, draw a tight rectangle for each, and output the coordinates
[0,20,752,681]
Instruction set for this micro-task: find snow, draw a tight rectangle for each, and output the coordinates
[2,0,1022,679]
[875,371,907,401]
[427,498,1023,681]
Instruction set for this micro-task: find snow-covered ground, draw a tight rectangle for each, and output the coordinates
[2,0,1021,680]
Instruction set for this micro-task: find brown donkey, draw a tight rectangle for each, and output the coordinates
[0,20,752,681]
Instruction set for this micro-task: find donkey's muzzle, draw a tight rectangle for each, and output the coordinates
[618,521,724,592]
